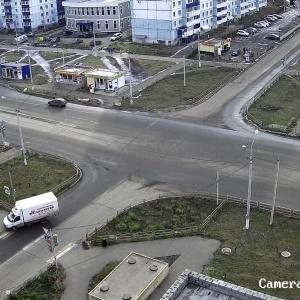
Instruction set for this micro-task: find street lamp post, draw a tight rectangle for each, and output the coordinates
[120,52,132,105]
[270,158,280,225]
[16,108,27,166]
[245,129,258,230]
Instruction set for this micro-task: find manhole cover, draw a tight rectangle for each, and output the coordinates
[281,251,291,258]
[100,285,109,292]
[221,247,232,255]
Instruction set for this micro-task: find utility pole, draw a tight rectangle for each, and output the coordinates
[27,51,34,90]
[8,171,16,203]
[0,120,5,146]
[93,22,96,48]
[216,170,219,205]
[16,108,27,166]
[198,34,201,68]
[183,55,186,87]
[62,50,65,65]
[245,129,258,230]
[129,57,133,105]
[284,0,286,12]
[270,158,280,225]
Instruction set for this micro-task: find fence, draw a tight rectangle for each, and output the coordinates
[87,191,300,246]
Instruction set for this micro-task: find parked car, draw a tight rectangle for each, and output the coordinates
[63,30,73,36]
[83,32,93,38]
[267,14,278,20]
[245,27,257,35]
[72,38,83,44]
[110,32,122,41]
[254,22,265,28]
[243,51,254,59]
[265,33,280,40]
[50,36,60,43]
[90,40,102,46]
[48,98,67,107]
[26,32,35,37]
[272,13,283,19]
[237,30,249,37]
[259,21,270,26]
[231,48,241,56]
[264,16,275,22]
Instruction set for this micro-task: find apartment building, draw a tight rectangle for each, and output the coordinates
[63,0,131,33]
[131,0,267,45]
[0,0,65,31]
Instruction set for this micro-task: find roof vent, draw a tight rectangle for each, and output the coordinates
[122,294,132,300]
[150,264,158,271]
[128,257,136,264]
[100,285,109,292]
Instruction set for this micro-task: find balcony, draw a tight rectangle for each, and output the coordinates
[217,16,228,25]
[217,1,227,9]
[217,9,227,17]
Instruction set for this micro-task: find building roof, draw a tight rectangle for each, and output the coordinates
[85,68,125,79]
[88,252,169,300]
[63,0,128,8]
[54,64,94,75]
[0,62,29,67]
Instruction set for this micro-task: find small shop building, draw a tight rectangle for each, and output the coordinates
[85,69,125,93]
[199,38,231,56]
[54,65,94,85]
[0,62,31,80]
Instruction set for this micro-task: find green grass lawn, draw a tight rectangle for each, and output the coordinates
[0,153,76,206]
[31,65,49,85]
[109,42,182,57]
[9,264,65,300]
[248,75,300,129]
[90,196,300,299]
[39,51,75,60]
[136,59,175,77]
[75,55,105,68]
[1,50,26,62]
[122,67,237,110]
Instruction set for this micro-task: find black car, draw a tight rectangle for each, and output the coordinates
[90,40,102,46]
[83,32,93,38]
[265,34,280,40]
[48,99,67,107]
[72,38,83,44]
[231,48,241,56]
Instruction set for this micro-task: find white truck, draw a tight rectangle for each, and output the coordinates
[3,192,59,230]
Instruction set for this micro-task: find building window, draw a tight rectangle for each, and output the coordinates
[97,20,100,29]
[74,9,76,15]
[46,11,48,15]
[78,8,80,15]
[45,4,48,8]
[82,8,84,15]
[102,7,105,15]
[120,5,123,14]
[121,21,124,28]
[202,3,204,8]
[47,18,49,23]
[91,8,94,15]
[173,11,175,17]
[113,20,117,28]
[173,1,175,7]
[127,3,129,12]
[96,8,99,15]
[107,7,110,15]
[178,0,181,5]
[105,20,108,29]
[40,6,42,9]
[173,20,176,26]
[178,10,181,15]
[86,7,89,15]
[41,12,43,16]
[113,6,116,14]
[50,3,53,7]
[179,19,181,25]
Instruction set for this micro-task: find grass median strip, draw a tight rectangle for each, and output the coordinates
[0,153,76,207]
[91,196,300,299]
[122,66,237,110]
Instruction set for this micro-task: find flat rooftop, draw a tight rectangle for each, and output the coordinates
[0,62,28,67]
[55,64,93,74]
[89,252,168,300]
[63,0,127,7]
[86,68,124,78]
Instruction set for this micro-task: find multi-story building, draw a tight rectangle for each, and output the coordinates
[0,0,65,32]
[131,0,267,45]
[63,0,131,33]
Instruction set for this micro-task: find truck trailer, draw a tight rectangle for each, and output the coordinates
[3,192,59,230]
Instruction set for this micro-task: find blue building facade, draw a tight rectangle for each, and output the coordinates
[0,63,31,80]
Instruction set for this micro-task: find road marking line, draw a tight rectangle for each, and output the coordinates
[23,237,43,251]
[47,243,75,263]
[58,122,77,128]
[0,232,11,240]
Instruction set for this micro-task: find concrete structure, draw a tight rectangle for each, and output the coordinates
[88,252,169,300]
[0,62,31,79]
[160,270,283,300]
[0,0,65,32]
[85,68,125,93]
[63,0,131,33]
[54,64,93,85]
[130,0,267,45]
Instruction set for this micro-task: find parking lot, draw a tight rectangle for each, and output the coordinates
[200,8,300,63]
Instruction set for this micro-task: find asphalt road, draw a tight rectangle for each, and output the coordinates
[1,18,300,298]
